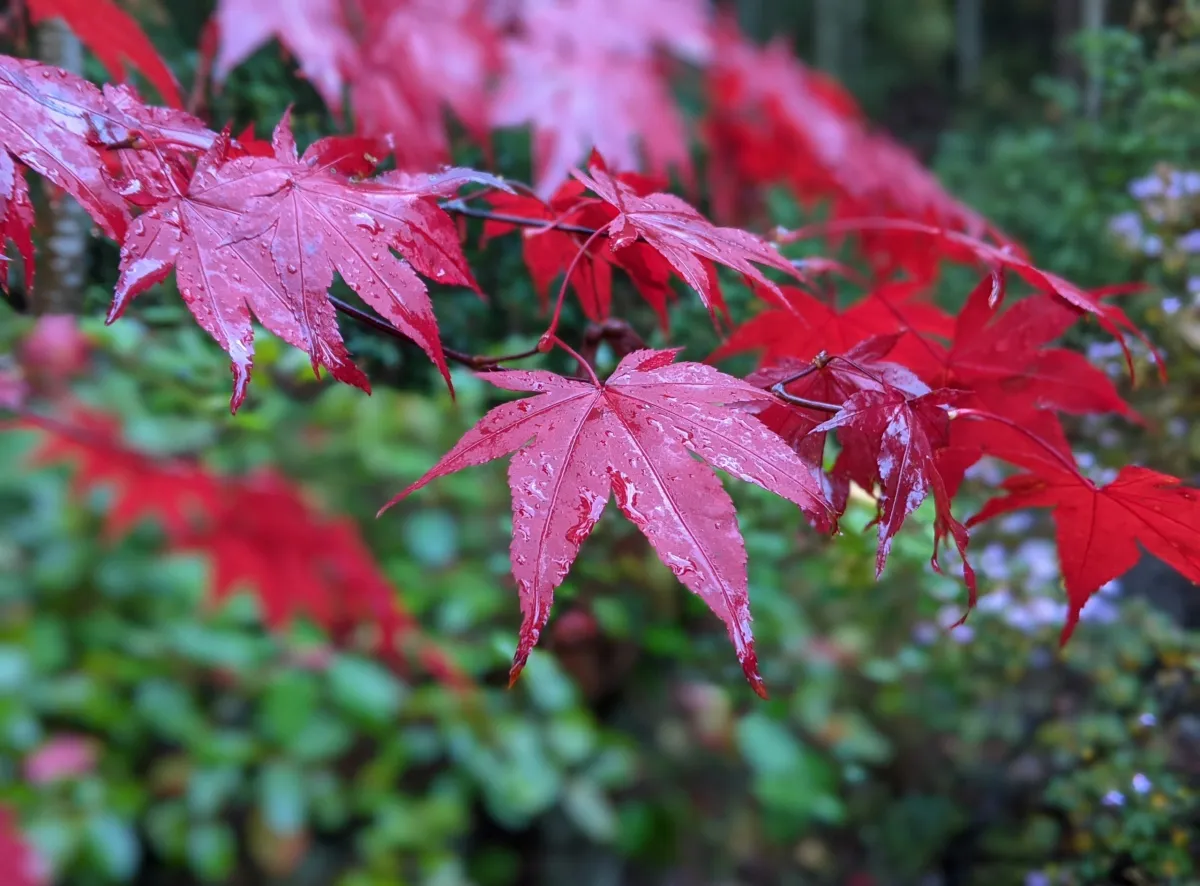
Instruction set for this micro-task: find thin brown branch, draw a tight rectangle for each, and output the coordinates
[327,296,539,371]
[439,199,600,237]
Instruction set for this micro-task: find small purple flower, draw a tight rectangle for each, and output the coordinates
[1188,275,1200,297]
[1165,170,1200,199]
[979,542,1011,581]
[1177,229,1200,254]
[979,587,1012,614]
[1131,773,1152,794]
[913,622,938,645]
[998,512,1035,535]
[1005,606,1035,633]
[1102,790,1126,807]
[1138,712,1157,727]
[1017,539,1060,587]
[1129,174,1164,200]
[1080,597,1118,624]
[1108,211,1143,248]
[1162,296,1182,315]
[1097,579,1121,597]
[1142,234,1163,257]
[1025,872,1051,886]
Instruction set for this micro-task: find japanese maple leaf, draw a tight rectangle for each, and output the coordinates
[713,280,951,366]
[381,348,832,696]
[0,55,132,239]
[704,18,1001,245]
[17,406,461,681]
[904,277,1137,420]
[113,116,498,409]
[934,400,1073,500]
[26,0,183,107]
[212,0,354,111]
[0,809,45,886]
[809,384,976,597]
[348,0,499,173]
[0,151,34,294]
[789,218,1156,376]
[481,169,682,327]
[491,0,695,196]
[969,466,1200,642]
[574,159,802,322]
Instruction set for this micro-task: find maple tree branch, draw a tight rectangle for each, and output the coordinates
[440,199,600,237]
[771,389,843,414]
[767,353,842,413]
[578,318,646,366]
[327,296,539,371]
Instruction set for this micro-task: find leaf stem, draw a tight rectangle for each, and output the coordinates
[947,407,1090,486]
[543,227,608,341]
[549,335,601,386]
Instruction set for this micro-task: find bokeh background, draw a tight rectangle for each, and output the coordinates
[1,1,1199,885]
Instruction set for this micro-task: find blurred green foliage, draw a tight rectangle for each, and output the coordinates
[1,301,1198,885]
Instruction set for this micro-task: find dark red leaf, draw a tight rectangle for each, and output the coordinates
[809,384,976,596]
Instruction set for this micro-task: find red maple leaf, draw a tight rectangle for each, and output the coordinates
[969,466,1200,642]
[714,279,952,366]
[111,115,502,410]
[480,167,687,328]
[784,218,1157,377]
[481,184,616,320]
[212,0,354,111]
[0,55,133,240]
[574,158,802,322]
[348,0,499,173]
[490,0,703,197]
[381,348,831,697]
[25,0,183,107]
[704,17,1001,245]
[808,380,976,596]
[0,150,34,294]
[16,407,461,681]
[939,282,1136,420]
[0,808,45,886]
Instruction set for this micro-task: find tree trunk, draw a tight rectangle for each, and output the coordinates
[30,18,89,315]
[955,0,984,93]
[1082,0,1107,119]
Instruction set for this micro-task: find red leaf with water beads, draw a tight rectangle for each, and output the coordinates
[808,382,976,597]
[112,114,503,411]
[0,151,34,294]
[0,55,133,240]
[381,348,831,697]
[574,157,802,323]
[969,466,1200,643]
